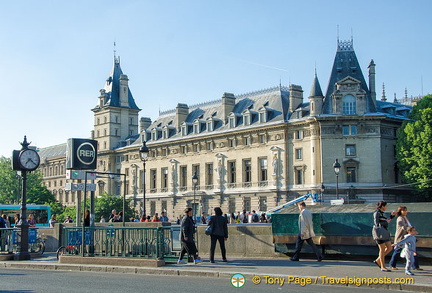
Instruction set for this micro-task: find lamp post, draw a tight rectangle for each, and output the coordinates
[333,159,341,199]
[192,172,198,222]
[139,141,149,217]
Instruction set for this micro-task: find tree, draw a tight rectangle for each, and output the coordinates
[0,155,65,217]
[397,95,432,199]
[95,192,136,222]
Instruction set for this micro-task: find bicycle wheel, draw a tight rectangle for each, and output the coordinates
[33,238,45,255]
[56,246,66,260]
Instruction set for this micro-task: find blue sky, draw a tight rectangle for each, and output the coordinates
[1,0,431,157]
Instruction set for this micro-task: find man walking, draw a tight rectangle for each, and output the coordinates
[290,201,323,262]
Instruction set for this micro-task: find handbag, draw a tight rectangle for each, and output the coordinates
[205,222,214,236]
[372,224,390,240]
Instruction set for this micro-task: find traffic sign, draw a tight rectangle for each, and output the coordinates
[66,170,96,180]
[64,183,97,191]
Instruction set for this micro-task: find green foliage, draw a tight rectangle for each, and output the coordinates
[58,206,77,223]
[0,156,22,204]
[95,192,137,222]
[397,95,432,199]
[0,155,65,217]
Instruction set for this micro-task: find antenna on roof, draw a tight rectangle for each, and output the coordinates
[337,25,340,43]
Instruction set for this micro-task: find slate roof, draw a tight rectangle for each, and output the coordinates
[99,57,139,110]
[144,86,291,143]
[323,39,374,114]
[38,143,67,159]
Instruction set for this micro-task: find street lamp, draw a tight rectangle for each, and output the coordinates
[333,159,341,199]
[139,141,149,216]
[192,172,198,222]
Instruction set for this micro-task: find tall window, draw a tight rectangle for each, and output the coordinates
[229,198,236,214]
[295,148,303,160]
[342,94,356,115]
[243,197,251,213]
[259,196,267,212]
[244,136,251,146]
[229,139,236,148]
[347,167,356,183]
[150,169,157,190]
[259,158,268,182]
[228,161,236,183]
[345,145,356,156]
[180,166,187,189]
[161,168,168,189]
[295,130,303,139]
[243,159,252,183]
[296,169,303,185]
[206,163,213,186]
[343,125,357,135]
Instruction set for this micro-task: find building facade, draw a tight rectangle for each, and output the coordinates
[39,39,414,220]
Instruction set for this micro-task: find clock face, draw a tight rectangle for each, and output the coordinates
[19,149,40,171]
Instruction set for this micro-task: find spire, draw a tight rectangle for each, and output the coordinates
[394,93,398,103]
[310,70,323,97]
[405,88,408,99]
[381,83,387,101]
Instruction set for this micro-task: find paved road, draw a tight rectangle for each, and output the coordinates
[0,268,403,293]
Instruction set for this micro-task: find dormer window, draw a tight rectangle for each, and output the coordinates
[342,95,356,115]
[229,116,236,128]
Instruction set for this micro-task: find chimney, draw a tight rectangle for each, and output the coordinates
[176,103,189,131]
[368,59,376,108]
[119,74,129,107]
[140,117,152,132]
[289,84,303,113]
[221,92,236,123]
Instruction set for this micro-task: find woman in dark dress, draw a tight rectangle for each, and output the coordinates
[373,201,395,272]
[208,207,228,263]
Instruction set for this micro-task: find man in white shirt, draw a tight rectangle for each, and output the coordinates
[290,202,323,262]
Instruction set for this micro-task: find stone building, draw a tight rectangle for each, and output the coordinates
[38,39,413,220]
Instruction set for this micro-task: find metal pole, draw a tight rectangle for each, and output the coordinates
[15,170,30,260]
[143,160,146,217]
[336,174,339,199]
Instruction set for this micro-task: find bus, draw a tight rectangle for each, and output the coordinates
[0,204,51,227]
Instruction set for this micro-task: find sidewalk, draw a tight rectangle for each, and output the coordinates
[1,253,431,292]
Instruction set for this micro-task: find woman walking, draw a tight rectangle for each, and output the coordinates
[389,206,422,271]
[208,207,228,263]
[373,201,395,272]
[178,208,200,264]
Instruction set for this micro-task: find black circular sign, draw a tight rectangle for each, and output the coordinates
[77,142,96,166]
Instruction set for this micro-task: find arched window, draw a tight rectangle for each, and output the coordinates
[342,95,356,115]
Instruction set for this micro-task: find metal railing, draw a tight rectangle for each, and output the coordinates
[0,228,44,254]
[60,226,180,259]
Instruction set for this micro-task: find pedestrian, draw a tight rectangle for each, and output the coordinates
[28,214,36,227]
[63,216,73,223]
[145,215,151,222]
[260,213,268,223]
[372,200,395,272]
[49,214,58,227]
[208,207,228,263]
[152,213,160,222]
[84,210,90,227]
[2,214,10,228]
[251,210,259,223]
[391,226,418,275]
[290,201,323,262]
[389,206,422,271]
[14,214,20,226]
[241,210,248,223]
[235,212,241,224]
[99,215,106,223]
[230,212,236,224]
[200,212,207,224]
[108,209,117,222]
[178,207,200,264]
[117,211,123,222]
[140,214,146,222]
[159,212,169,222]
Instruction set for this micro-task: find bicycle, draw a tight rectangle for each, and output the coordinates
[56,244,79,260]
[12,230,45,255]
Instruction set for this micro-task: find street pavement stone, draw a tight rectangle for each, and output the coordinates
[1,253,431,292]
